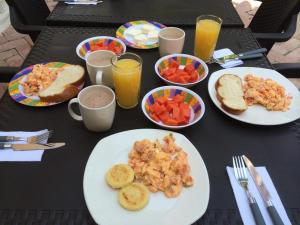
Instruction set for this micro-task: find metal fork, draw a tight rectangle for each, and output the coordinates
[233,156,266,225]
[0,130,54,143]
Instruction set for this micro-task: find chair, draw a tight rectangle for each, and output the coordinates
[273,63,300,78]
[5,0,49,42]
[249,0,300,52]
[0,67,19,82]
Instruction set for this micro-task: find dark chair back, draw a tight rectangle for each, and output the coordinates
[5,0,49,26]
[249,0,300,33]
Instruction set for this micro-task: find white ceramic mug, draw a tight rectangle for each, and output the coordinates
[158,27,185,57]
[86,50,116,88]
[68,85,116,132]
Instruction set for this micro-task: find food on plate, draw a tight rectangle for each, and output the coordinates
[215,74,248,115]
[38,65,85,102]
[21,64,61,96]
[243,74,292,111]
[160,61,199,84]
[148,94,191,126]
[118,182,149,211]
[106,164,135,189]
[126,25,159,45]
[90,41,123,54]
[128,134,193,198]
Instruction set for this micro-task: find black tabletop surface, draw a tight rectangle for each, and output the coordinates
[47,1,243,27]
[0,26,299,225]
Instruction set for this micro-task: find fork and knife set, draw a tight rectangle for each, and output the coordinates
[233,155,284,225]
[0,130,65,151]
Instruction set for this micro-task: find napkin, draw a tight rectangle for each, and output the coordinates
[0,130,48,162]
[65,1,102,5]
[213,48,243,68]
[226,166,291,225]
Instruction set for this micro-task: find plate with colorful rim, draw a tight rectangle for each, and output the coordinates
[8,62,84,107]
[208,67,300,125]
[83,129,210,225]
[141,86,205,129]
[76,36,126,60]
[116,20,166,49]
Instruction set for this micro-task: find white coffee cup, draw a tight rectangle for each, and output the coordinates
[68,85,116,132]
[86,50,116,88]
[158,27,185,57]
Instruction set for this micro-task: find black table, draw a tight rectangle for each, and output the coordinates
[47,1,244,27]
[0,26,299,225]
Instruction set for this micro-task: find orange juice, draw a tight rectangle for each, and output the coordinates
[112,58,142,108]
[194,18,222,62]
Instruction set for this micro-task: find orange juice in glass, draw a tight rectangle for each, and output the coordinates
[194,15,222,62]
[111,53,142,109]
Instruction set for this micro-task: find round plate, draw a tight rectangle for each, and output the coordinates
[116,20,166,49]
[8,62,84,107]
[83,129,210,225]
[208,67,300,125]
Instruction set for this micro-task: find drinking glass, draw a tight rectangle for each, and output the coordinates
[111,52,142,109]
[194,15,222,62]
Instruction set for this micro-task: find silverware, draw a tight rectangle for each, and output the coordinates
[0,130,53,143]
[233,156,266,225]
[0,142,65,151]
[210,48,267,64]
[243,155,285,225]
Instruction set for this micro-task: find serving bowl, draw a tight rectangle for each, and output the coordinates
[76,36,126,60]
[154,54,209,88]
[141,86,205,129]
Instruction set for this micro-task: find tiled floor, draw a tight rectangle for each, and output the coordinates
[0,0,299,94]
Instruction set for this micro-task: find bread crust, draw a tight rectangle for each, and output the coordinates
[215,74,247,115]
[39,65,85,103]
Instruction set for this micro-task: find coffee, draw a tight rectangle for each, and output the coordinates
[81,89,113,108]
[88,57,111,67]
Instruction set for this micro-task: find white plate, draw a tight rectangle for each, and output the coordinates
[208,67,300,125]
[83,129,210,225]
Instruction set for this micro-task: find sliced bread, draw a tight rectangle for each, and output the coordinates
[39,65,85,102]
[215,74,247,115]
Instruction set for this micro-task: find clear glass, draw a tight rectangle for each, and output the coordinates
[111,52,142,109]
[194,15,222,62]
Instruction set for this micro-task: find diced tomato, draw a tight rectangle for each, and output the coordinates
[173,94,184,103]
[156,96,168,105]
[189,71,199,82]
[170,61,179,69]
[113,46,122,54]
[159,111,170,123]
[184,64,195,75]
[152,102,166,115]
[165,118,178,126]
[150,113,160,122]
[172,106,180,120]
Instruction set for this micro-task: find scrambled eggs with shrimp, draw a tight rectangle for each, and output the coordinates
[128,134,193,198]
[21,64,60,96]
[243,74,292,111]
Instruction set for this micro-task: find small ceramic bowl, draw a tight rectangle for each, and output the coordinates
[76,36,126,60]
[154,54,209,88]
[141,86,205,129]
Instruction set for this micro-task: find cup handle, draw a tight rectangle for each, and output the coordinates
[68,98,83,121]
[96,70,103,85]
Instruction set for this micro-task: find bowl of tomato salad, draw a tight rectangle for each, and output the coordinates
[155,54,209,88]
[76,36,126,60]
[141,86,205,129]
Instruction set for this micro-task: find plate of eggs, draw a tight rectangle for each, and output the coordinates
[116,20,166,49]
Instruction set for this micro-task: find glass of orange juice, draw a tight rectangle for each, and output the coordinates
[111,52,142,109]
[194,15,222,62]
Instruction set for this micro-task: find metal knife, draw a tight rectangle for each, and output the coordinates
[0,143,65,151]
[216,48,267,63]
[242,155,285,225]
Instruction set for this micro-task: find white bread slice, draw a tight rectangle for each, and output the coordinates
[215,74,247,115]
[39,65,85,102]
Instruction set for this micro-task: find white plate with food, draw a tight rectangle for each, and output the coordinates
[208,67,300,125]
[83,129,209,225]
[8,62,85,106]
